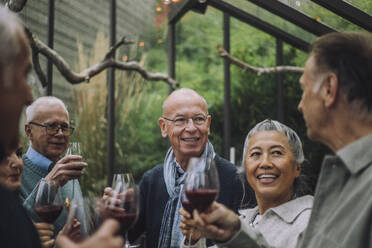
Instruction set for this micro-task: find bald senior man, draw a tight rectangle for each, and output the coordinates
[128,88,255,248]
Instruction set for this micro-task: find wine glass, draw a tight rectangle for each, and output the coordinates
[34,179,64,224]
[104,173,139,248]
[65,142,82,204]
[184,157,220,213]
[181,186,195,248]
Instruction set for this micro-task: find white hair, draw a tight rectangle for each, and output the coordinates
[25,96,69,122]
[0,5,25,88]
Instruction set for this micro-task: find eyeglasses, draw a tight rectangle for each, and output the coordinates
[29,121,74,136]
[162,115,208,127]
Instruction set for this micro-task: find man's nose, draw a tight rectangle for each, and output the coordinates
[184,118,197,130]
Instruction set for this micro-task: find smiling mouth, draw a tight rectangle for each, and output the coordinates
[257,174,278,184]
[181,138,200,142]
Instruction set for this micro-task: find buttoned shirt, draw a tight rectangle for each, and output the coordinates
[183,195,313,248]
[25,146,54,171]
[297,134,372,248]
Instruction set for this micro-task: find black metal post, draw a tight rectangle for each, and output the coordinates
[107,0,116,186]
[276,38,284,122]
[223,13,231,159]
[46,0,55,96]
[168,22,176,94]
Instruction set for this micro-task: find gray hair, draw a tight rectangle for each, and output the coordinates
[242,119,304,167]
[0,5,25,88]
[25,96,69,122]
[241,119,311,198]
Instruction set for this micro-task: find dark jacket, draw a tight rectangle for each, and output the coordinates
[129,154,256,247]
[0,184,41,248]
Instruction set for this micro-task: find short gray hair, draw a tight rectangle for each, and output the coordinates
[0,5,25,88]
[26,96,69,122]
[242,119,304,167]
[241,119,312,197]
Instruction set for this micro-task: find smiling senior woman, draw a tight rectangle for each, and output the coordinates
[0,148,55,248]
[180,119,314,248]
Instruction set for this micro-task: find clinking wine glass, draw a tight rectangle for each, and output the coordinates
[184,157,220,214]
[104,173,139,248]
[34,179,64,224]
[181,186,195,248]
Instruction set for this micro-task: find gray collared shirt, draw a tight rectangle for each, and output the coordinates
[217,195,313,248]
[297,134,372,248]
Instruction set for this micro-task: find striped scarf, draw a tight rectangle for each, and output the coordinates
[157,141,215,248]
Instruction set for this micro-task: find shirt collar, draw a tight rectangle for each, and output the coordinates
[337,134,372,175]
[240,195,313,224]
[25,146,53,171]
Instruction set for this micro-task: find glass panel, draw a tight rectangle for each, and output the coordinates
[223,0,317,44]
[276,0,371,31]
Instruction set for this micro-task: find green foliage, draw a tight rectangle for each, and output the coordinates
[70,1,369,195]
[71,30,169,195]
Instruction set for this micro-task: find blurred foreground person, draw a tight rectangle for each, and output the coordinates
[0,5,123,248]
[181,120,313,248]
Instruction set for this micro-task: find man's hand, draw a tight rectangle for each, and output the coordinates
[62,218,81,242]
[45,155,87,187]
[179,208,201,245]
[55,219,123,248]
[193,201,241,242]
[34,222,55,248]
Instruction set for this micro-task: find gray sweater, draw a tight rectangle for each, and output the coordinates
[20,155,87,237]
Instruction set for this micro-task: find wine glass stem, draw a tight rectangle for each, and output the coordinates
[188,229,193,248]
[124,232,130,248]
[72,179,75,199]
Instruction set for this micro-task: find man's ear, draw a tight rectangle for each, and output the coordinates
[322,73,339,108]
[25,124,32,139]
[158,118,168,138]
[207,115,211,135]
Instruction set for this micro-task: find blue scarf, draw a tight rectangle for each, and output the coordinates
[157,141,215,248]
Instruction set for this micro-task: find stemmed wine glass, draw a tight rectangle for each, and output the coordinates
[34,179,64,224]
[65,142,82,205]
[184,156,220,221]
[104,173,139,248]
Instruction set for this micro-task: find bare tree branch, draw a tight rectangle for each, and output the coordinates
[104,36,134,60]
[217,45,304,75]
[25,28,179,89]
[4,0,27,12]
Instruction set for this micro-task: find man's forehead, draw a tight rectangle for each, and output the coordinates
[164,96,207,115]
[33,103,68,119]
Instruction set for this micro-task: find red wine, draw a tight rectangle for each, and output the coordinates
[117,213,137,232]
[34,205,63,223]
[186,189,218,212]
[181,200,195,216]
[101,210,137,233]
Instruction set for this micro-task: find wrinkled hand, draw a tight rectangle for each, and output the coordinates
[55,219,123,248]
[62,218,81,242]
[45,155,87,187]
[193,202,240,242]
[179,208,201,245]
[100,187,129,219]
[34,222,54,248]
